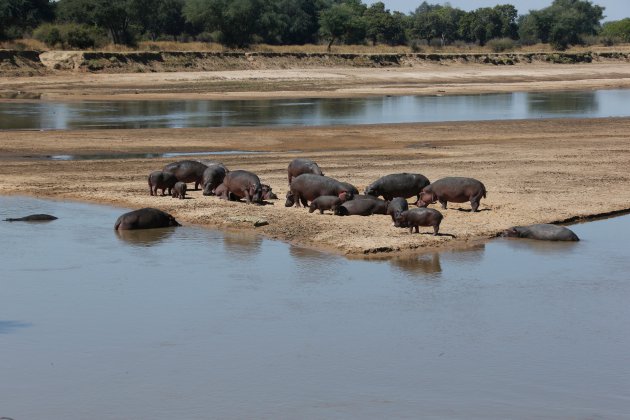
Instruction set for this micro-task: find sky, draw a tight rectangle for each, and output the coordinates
[370,0,627,21]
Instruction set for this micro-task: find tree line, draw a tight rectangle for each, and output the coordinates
[1,0,627,51]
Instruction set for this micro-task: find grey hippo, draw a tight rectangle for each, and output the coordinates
[114,208,180,230]
[501,224,579,241]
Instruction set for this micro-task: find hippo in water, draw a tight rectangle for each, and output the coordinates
[287,158,324,185]
[286,174,352,208]
[220,170,263,204]
[417,177,486,212]
[394,208,443,235]
[163,160,208,190]
[365,173,431,202]
[4,214,57,222]
[501,224,579,241]
[114,208,180,230]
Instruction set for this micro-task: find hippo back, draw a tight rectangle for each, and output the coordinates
[290,174,351,202]
[365,173,430,200]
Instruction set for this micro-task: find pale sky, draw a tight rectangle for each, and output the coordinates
[371,0,627,21]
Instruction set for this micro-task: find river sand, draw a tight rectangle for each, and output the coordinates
[1,62,630,256]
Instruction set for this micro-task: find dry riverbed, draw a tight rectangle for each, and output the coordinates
[1,118,629,256]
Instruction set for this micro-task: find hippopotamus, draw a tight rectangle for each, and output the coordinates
[394,208,443,235]
[114,208,180,230]
[4,214,57,222]
[261,184,278,200]
[172,181,187,199]
[335,197,388,216]
[287,158,324,185]
[501,224,580,241]
[202,165,228,196]
[417,177,486,212]
[309,195,342,214]
[386,197,409,223]
[285,174,352,208]
[148,170,178,196]
[163,160,208,190]
[196,159,228,172]
[365,173,431,202]
[220,170,263,204]
[339,181,359,196]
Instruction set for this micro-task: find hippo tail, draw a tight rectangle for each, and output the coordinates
[482,185,487,198]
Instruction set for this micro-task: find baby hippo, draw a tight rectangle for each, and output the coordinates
[386,197,409,223]
[261,184,278,200]
[172,181,187,199]
[395,208,443,235]
[309,195,342,214]
[501,224,579,241]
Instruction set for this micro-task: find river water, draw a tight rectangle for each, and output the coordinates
[2,89,630,130]
[1,196,628,419]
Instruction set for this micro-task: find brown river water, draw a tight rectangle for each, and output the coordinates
[1,196,629,419]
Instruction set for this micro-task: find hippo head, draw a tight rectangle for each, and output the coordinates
[416,191,436,207]
[338,190,353,202]
[202,182,214,196]
[285,191,295,207]
[394,212,409,228]
[168,215,181,227]
[334,206,349,216]
[311,165,324,176]
[364,186,378,197]
[500,227,521,238]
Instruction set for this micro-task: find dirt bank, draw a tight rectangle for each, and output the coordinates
[1,118,629,256]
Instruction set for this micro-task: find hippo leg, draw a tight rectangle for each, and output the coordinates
[439,199,448,209]
[194,181,200,191]
[319,209,324,214]
[415,226,420,233]
[160,188,166,196]
[433,225,440,235]
[471,199,480,212]
[300,197,308,207]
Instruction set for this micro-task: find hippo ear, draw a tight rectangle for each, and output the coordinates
[338,191,347,200]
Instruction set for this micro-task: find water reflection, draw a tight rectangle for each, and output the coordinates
[2,89,629,130]
[391,252,442,276]
[0,320,32,334]
[115,227,177,247]
[222,231,262,256]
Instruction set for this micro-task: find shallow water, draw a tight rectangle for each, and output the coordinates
[1,196,629,419]
[2,89,630,130]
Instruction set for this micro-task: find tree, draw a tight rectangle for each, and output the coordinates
[318,0,366,51]
[411,3,464,46]
[601,18,630,43]
[57,0,134,45]
[0,0,54,39]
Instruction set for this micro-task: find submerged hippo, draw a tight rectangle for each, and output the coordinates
[286,174,352,208]
[287,158,324,185]
[202,165,228,196]
[114,208,180,230]
[417,177,486,212]
[172,181,187,199]
[395,208,443,235]
[148,170,178,196]
[335,197,388,216]
[163,160,208,190]
[309,195,342,214]
[220,170,263,204]
[501,224,580,241]
[4,214,57,222]
[365,173,431,202]
[386,197,409,223]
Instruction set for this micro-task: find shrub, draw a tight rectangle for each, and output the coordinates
[33,24,107,49]
[487,38,517,53]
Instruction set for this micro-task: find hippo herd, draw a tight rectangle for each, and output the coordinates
[109,157,579,242]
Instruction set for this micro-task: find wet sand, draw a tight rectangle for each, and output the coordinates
[1,117,629,256]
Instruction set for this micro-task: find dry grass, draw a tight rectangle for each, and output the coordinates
[0,38,49,51]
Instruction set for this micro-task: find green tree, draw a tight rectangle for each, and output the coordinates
[57,0,134,44]
[129,0,186,41]
[0,0,54,39]
[318,0,366,50]
[601,18,630,42]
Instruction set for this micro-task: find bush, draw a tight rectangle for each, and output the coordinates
[487,38,517,53]
[33,24,107,49]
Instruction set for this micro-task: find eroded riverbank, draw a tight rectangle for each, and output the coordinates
[1,117,629,256]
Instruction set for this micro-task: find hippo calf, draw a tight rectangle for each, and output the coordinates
[286,174,352,208]
[335,197,388,216]
[114,208,180,230]
[261,184,278,200]
[501,224,579,241]
[202,165,228,196]
[4,214,57,222]
[386,197,409,223]
[220,170,263,204]
[395,208,443,235]
[365,173,430,202]
[309,196,342,214]
[417,177,486,212]
[148,170,178,196]
[172,182,187,199]
[287,158,324,185]
[163,160,208,190]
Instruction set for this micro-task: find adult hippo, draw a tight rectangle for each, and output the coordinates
[4,214,57,222]
[163,160,208,190]
[148,170,178,196]
[285,174,352,208]
[334,197,388,216]
[365,173,430,202]
[417,177,486,212]
[287,158,324,185]
[220,170,263,204]
[339,181,359,196]
[501,224,580,241]
[386,197,409,223]
[394,208,443,235]
[114,208,180,230]
[201,165,228,196]
[196,159,228,172]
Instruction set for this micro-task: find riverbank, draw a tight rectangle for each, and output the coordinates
[1,117,629,256]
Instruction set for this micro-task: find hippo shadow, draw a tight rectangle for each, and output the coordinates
[416,232,456,238]
[454,207,491,213]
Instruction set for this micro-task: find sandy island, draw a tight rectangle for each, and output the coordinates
[1,61,630,256]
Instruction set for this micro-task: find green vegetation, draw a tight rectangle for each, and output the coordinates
[0,0,626,51]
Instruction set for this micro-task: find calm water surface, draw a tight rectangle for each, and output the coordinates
[2,89,629,130]
[1,196,629,419]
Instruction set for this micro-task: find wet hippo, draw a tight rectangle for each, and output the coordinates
[220,170,263,204]
[395,208,443,235]
[309,195,342,214]
[285,174,352,208]
[417,177,486,212]
[148,170,178,196]
[114,208,180,230]
[386,197,409,223]
[4,214,57,222]
[365,173,431,202]
[501,224,580,241]
[335,197,388,216]
[261,184,278,200]
[287,158,324,185]
[172,182,187,199]
[163,160,208,190]
[202,165,228,196]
